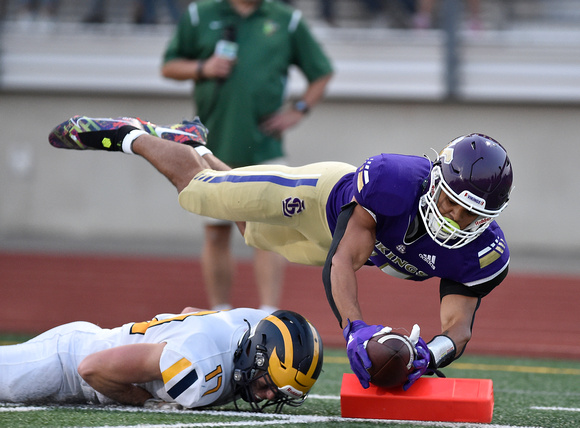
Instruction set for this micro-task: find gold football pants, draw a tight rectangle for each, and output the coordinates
[178,162,356,265]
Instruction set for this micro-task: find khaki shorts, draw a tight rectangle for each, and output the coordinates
[178,162,356,265]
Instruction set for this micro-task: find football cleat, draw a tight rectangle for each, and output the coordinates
[48,116,143,151]
[145,117,208,147]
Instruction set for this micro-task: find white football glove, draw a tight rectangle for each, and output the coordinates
[371,326,393,338]
[406,324,421,346]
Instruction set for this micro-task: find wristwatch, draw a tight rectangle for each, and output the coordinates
[293,100,310,115]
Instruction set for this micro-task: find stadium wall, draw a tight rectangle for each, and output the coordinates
[1,91,579,260]
[1,24,579,262]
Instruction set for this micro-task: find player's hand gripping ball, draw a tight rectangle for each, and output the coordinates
[366,327,416,388]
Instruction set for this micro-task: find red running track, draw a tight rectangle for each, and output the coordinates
[1,251,579,360]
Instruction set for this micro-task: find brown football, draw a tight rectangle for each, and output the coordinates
[366,331,415,388]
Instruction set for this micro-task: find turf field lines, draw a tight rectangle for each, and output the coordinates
[323,356,349,364]
[61,416,550,428]
[496,388,580,396]
[308,394,340,400]
[0,406,46,412]
[1,352,578,428]
[0,405,547,428]
[45,411,550,428]
[531,406,580,412]
[452,362,580,375]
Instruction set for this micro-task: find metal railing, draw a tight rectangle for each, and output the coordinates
[1,0,580,104]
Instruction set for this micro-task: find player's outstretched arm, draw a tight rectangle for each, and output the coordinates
[328,203,377,326]
[324,202,382,388]
[404,294,479,390]
[438,293,480,356]
[78,343,165,406]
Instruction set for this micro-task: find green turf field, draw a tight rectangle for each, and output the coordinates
[1,346,579,428]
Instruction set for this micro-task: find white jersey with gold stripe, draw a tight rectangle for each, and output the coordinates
[0,308,267,407]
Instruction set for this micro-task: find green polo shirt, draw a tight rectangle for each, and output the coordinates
[163,0,333,167]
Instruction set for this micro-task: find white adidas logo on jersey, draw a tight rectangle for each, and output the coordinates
[419,253,437,270]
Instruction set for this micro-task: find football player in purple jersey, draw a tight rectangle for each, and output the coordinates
[48,116,513,390]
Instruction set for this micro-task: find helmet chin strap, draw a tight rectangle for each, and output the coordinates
[233,319,284,412]
[233,318,253,361]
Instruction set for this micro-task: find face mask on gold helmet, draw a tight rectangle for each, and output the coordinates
[232,310,323,412]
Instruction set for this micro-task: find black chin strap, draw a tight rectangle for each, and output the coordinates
[322,202,357,327]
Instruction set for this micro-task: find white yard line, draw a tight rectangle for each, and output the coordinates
[530,406,580,412]
[0,406,46,412]
[0,404,546,428]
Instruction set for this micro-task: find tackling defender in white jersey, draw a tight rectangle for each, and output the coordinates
[0,308,323,412]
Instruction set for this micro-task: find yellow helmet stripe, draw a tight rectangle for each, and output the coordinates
[265,314,293,366]
[265,315,302,392]
[295,321,321,388]
[265,314,320,393]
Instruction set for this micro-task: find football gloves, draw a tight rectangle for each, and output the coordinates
[344,321,448,391]
[343,319,385,388]
[403,324,446,391]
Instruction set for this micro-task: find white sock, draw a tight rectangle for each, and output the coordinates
[121,129,147,154]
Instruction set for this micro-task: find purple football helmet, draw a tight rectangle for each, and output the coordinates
[419,133,513,248]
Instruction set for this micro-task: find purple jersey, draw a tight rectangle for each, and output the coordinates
[326,154,509,289]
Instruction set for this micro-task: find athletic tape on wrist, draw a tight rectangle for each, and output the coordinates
[122,129,147,154]
[427,335,456,368]
[194,146,213,157]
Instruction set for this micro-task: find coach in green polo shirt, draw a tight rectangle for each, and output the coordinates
[162,0,333,166]
[161,0,333,317]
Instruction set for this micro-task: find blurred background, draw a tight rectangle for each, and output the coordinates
[0,0,579,342]
[1,0,579,268]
